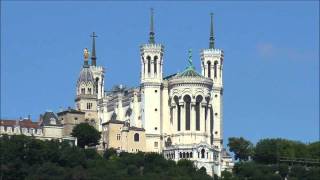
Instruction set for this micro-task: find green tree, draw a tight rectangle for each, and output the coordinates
[220,170,233,180]
[227,137,253,161]
[103,148,117,160]
[71,123,101,148]
[307,141,320,159]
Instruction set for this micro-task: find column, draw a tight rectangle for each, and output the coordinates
[141,62,144,81]
[150,59,154,78]
[172,106,176,133]
[199,103,204,132]
[157,60,160,78]
[201,104,206,134]
[180,102,185,133]
[190,103,195,131]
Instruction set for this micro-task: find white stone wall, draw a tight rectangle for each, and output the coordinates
[42,126,63,139]
[90,66,105,100]
[200,48,224,150]
[167,77,213,146]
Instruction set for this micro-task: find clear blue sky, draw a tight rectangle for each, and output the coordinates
[1,1,319,144]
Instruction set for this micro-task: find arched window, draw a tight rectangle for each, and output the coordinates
[126,108,132,117]
[147,56,151,74]
[154,56,158,74]
[180,152,182,158]
[50,118,56,125]
[183,152,185,158]
[195,95,203,131]
[201,149,205,159]
[207,61,211,78]
[174,96,181,131]
[186,152,189,158]
[184,95,191,130]
[214,61,218,78]
[111,112,117,121]
[88,88,92,94]
[81,88,85,94]
[134,133,139,142]
[95,77,99,94]
[190,152,193,158]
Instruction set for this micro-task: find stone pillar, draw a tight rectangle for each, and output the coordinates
[180,102,185,133]
[157,60,160,78]
[172,106,176,133]
[191,103,195,131]
[150,59,154,78]
[199,103,204,132]
[201,104,206,134]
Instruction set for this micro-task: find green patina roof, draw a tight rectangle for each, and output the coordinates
[176,66,202,77]
[175,49,202,78]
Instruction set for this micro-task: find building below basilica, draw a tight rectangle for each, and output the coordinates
[0,10,234,176]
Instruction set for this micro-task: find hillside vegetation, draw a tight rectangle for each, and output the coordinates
[1,135,319,180]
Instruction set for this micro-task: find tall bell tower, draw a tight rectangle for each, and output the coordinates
[200,13,224,150]
[140,9,164,152]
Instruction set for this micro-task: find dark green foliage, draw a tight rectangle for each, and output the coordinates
[0,135,212,180]
[103,147,117,160]
[2,135,318,180]
[227,137,253,161]
[308,141,320,159]
[254,138,320,164]
[220,170,234,180]
[221,138,320,180]
[71,123,101,148]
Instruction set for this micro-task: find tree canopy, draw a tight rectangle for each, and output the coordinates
[0,135,212,180]
[71,123,101,148]
[225,137,320,180]
[227,137,253,161]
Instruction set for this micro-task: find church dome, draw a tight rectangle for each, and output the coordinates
[175,66,202,78]
[77,66,94,84]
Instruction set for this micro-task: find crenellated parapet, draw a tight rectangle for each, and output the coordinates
[200,48,224,59]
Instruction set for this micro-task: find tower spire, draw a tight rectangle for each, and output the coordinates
[149,8,155,44]
[209,13,215,49]
[91,32,97,66]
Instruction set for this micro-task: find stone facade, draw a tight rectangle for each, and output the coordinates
[1,12,234,177]
[102,120,146,153]
[70,12,234,176]
[0,111,76,143]
[57,108,86,137]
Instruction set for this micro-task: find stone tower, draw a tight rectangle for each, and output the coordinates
[140,9,164,152]
[200,13,224,150]
[75,45,100,129]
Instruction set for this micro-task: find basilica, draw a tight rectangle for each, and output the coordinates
[0,10,233,176]
[74,10,233,176]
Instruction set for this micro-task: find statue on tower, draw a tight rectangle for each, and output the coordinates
[83,48,89,60]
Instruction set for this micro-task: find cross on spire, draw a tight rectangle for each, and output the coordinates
[209,13,215,49]
[91,32,97,66]
[149,8,155,44]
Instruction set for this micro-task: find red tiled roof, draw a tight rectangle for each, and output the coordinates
[0,119,40,129]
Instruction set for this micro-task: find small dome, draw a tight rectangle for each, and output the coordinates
[77,67,94,84]
[175,66,202,78]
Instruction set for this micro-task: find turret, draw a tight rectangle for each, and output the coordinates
[140,8,164,84]
[140,9,163,153]
[200,13,224,150]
